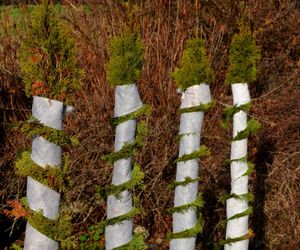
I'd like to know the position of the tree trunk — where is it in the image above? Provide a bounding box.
[170,84,211,250]
[225,83,251,250]
[24,96,66,250]
[105,84,143,250]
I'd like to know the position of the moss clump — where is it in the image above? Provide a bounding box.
[19,0,83,103]
[172,38,214,90]
[107,32,144,86]
[225,26,260,84]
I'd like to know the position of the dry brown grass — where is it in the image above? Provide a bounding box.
[0,0,299,249]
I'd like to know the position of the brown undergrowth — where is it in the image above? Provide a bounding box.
[0,0,299,249]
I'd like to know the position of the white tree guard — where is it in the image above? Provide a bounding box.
[225,83,251,250]
[105,84,143,250]
[24,96,67,250]
[170,84,211,250]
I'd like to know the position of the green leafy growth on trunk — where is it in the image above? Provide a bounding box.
[97,163,144,199]
[221,103,251,128]
[15,151,70,192]
[225,26,260,84]
[21,198,76,249]
[107,32,144,86]
[220,229,254,246]
[168,176,200,190]
[179,101,214,114]
[114,234,147,250]
[174,145,210,163]
[14,116,79,147]
[19,0,83,104]
[233,118,261,141]
[112,105,151,127]
[166,193,204,214]
[172,38,214,90]
[166,216,203,240]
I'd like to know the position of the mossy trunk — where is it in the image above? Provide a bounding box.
[24,96,66,249]
[105,84,143,249]
[170,84,211,250]
[225,83,250,250]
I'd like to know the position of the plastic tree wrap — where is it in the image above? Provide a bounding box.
[105,84,143,249]
[24,96,65,250]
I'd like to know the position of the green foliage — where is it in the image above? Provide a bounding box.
[166,193,204,214]
[174,145,210,163]
[107,32,144,86]
[168,176,200,190]
[221,103,251,128]
[21,198,76,249]
[101,121,147,163]
[220,230,254,246]
[112,105,151,127]
[225,26,260,84]
[19,0,83,103]
[242,161,255,177]
[114,234,147,250]
[220,192,254,204]
[15,151,70,192]
[166,216,203,240]
[179,101,214,114]
[223,155,247,165]
[233,118,261,141]
[172,38,214,90]
[107,207,141,226]
[97,163,144,199]
[227,207,253,222]
[14,116,79,147]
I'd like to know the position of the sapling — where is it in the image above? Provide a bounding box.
[169,38,214,250]
[103,32,148,249]
[17,0,82,249]
[223,25,260,249]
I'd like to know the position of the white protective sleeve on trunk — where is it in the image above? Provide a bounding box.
[105,84,143,250]
[24,96,67,250]
[170,84,211,250]
[225,83,251,250]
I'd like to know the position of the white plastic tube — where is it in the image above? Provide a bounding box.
[225,83,251,250]
[105,84,143,250]
[170,84,211,250]
[24,96,66,250]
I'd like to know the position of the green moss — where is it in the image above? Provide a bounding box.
[15,151,69,192]
[19,0,83,103]
[225,26,260,84]
[220,230,254,246]
[227,207,253,222]
[107,32,144,86]
[233,119,261,141]
[174,145,210,163]
[223,155,247,165]
[106,207,140,226]
[172,38,214,90]
[221,192,254,204]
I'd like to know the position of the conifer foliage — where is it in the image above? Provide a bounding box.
[14,0,82,249]
[19,0,83,103]
[223,25,260,250]
[169,38,213,249]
